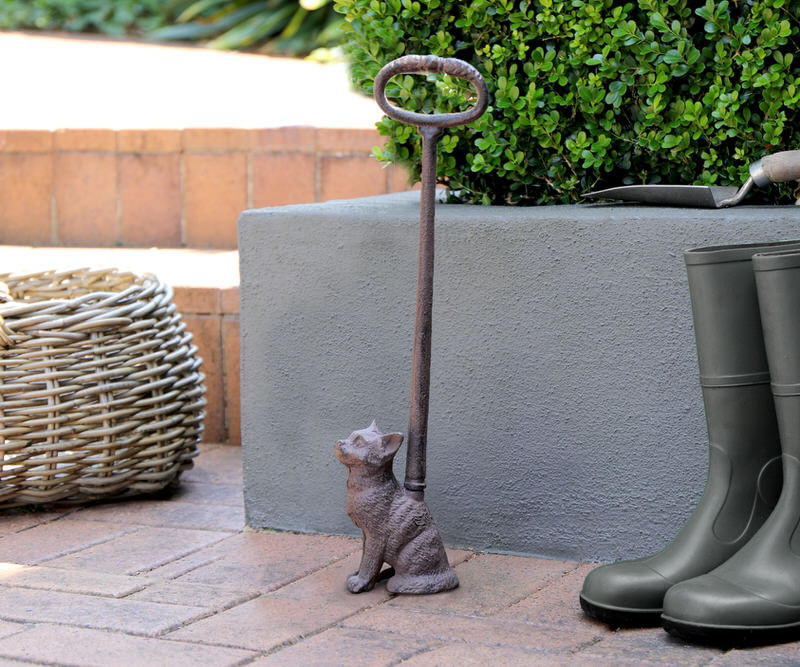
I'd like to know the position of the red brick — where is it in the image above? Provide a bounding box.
[183,153,246,248]
[55,129,116,152]
[182,128,249,152]
[388,163,415,192]
[500,562,609,634]
[182,314,225,442]
[154,532,356,590]
[168,590,384,651]
[251,153,316,207]
[0,589,204,636]
[45,526,231,575]
[129,580,254,609]
[0,153,53,245]
[0,510,68,537]
[0,620,29,640]
[251,127,317,153]
[343,606,600,652]
[3,130,53,153]
[270,547,469,605]
[181,443,242,485]
[317,128,382,154]
[253,627,436,666]
[119,153,181,247]
[400,643,561,665]
[173,286,221,315]
[575,626,721,663]
[720,644,800,664]
[263,546,471,612]
[169,482,242,506]
[389,553,576,617]
[220,287,239,314]
[0,625,257,666]
[54,152,118,246]
[117,129,181,153]
[320,156,388,201]
[269,551,387,605]
[74,498,243,533]
[0,565,147,597]
[222,316,240,446]
[0,519,137,565]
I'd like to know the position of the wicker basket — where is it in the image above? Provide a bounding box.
[0,268,205,508]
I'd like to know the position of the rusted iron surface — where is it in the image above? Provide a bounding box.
[334,55,487,595]
[335,422,459,594]
[373,54,488,499]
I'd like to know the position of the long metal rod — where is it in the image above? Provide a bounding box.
[404,125,443,500]
[373,55,488,502]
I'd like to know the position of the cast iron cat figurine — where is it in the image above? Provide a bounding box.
[335,421,459,594]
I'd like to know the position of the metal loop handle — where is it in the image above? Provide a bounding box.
[373,55,488,129]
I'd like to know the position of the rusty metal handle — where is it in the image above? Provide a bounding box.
[374,55,488,128]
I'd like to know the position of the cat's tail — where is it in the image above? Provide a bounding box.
[386,567,459,595]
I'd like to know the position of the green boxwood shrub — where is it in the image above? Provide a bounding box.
[0,0,166,35]
[148,0,344,56]
[334,0,800,204]
[0,0,343,56]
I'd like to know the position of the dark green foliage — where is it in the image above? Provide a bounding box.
[0,0,344,56]
[148,0,344,55]
[0,0,166,35]
[334,0,800,204]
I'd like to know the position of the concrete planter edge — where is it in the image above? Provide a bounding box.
[238,192,800,561]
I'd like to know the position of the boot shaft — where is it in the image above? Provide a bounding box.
[685,241,800,383]
[754,249,800,461]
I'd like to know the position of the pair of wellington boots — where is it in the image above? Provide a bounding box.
[580,239,800,647]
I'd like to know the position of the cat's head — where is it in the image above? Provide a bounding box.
[335,420,403,470]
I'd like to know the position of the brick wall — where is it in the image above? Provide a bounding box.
[0,128,411,250]
[0,126,414,445]
[173,285,240,446]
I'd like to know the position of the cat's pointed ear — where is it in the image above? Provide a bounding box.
[369,419,378,431]
[381,432,403,456]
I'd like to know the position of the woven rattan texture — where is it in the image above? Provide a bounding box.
[0,268,205,507]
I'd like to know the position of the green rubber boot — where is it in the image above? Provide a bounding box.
[663,247,800,647]
[580,241,800,628]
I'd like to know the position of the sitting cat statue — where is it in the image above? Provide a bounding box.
[335,421,459,594]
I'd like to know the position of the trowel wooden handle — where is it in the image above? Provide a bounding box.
[758,150,800,184]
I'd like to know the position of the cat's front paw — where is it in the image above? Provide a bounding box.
[347,573,374,593]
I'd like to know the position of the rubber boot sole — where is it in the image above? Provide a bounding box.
[662,616,800,648]
[579,594,662,628]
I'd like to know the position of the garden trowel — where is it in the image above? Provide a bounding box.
[583,150,800,208]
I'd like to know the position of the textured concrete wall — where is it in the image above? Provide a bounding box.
[239,193,800,561]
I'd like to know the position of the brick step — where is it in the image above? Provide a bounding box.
[0,246,240,445]
[0,128,410,250]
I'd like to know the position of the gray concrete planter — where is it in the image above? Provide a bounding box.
[239,192,800,561]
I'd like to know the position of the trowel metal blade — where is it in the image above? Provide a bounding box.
[583,184,740,208]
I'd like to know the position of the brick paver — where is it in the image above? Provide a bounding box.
[0,511,68,537]
[0,519,139,565]
[0,625,257,666]
[342,606,601,654]
[162,532,357,590]
[249,627,436,666]
[387,552,578,617]
[44,526,232,575]
[72,498,244,532]
[0,565,149,598]
[0,587,204,635]
[0,444,796,664]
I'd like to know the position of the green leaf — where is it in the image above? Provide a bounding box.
[207,5,295,49]
[661,135,680,149]
[301,0,331,9]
